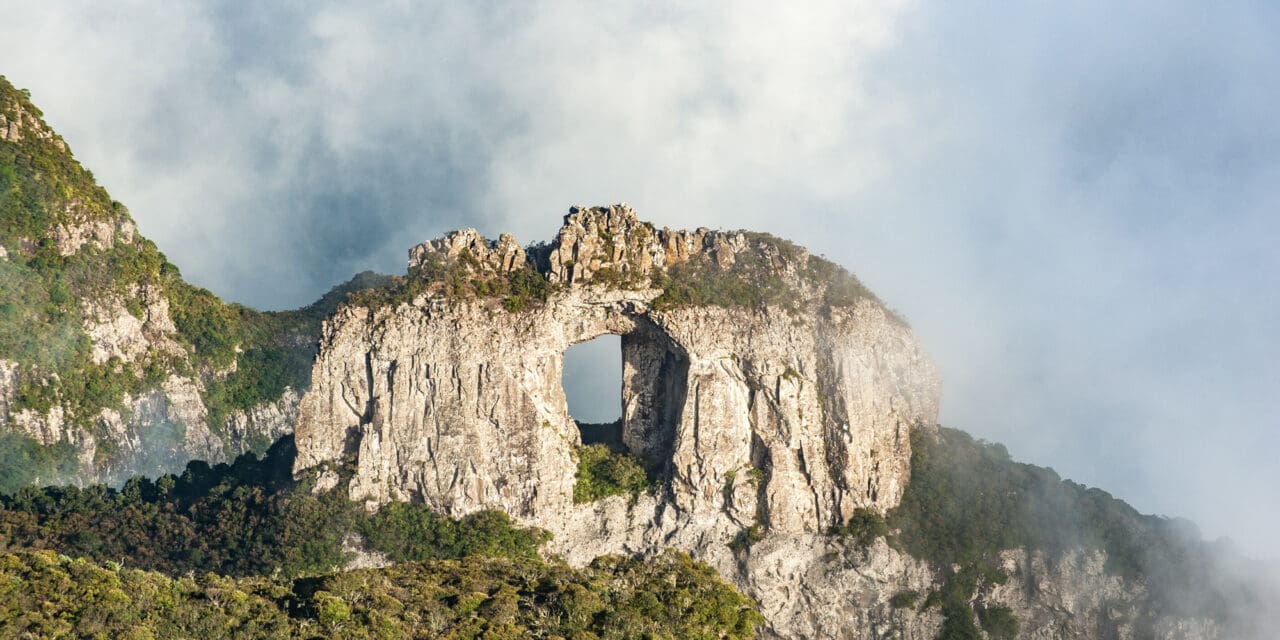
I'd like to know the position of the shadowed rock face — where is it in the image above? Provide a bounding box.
[294,206,939,537]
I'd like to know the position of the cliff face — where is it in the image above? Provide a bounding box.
[293,205,1243,639]
[295,206,945,638]
[295,205,939,535]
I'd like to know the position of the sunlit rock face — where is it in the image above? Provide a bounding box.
[281,204,1240,640]
[293,205,948,637]
[295,205,939,530]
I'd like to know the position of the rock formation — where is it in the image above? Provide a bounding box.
[295,205,939,532]
[292,205,1244,639]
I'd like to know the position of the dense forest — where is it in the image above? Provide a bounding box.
[0,436,760,638]
[0,549,758,639]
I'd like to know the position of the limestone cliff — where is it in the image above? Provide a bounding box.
[295,205,938,532]
[292,205,1259,639]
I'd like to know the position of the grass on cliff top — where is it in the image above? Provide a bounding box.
[649,231,902,322]
[347,250,559,313]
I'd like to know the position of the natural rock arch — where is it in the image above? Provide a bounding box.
[293,204,940,557]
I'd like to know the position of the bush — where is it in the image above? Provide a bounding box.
[831,507,888,548]
[573,444,651,503]
[728,524,765,553]
[357,504,550,563]
[978,604,1019,639]
[889,590,919,610]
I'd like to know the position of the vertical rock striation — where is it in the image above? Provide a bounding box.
[296,205,940,532]
[294,205,952,638]
[293,205,1241,639]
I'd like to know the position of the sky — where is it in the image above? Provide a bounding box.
[1,1,1277,557]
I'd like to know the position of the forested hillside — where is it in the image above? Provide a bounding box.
[1,74,392,484]
[0,435,761,638]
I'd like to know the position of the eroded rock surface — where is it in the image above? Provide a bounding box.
[295,205,952,636]
[290,205,1247,639]
[296,206,938,529]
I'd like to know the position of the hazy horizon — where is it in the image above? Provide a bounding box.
[1,1,1276,560]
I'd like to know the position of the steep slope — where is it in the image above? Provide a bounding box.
[0,76,384,486]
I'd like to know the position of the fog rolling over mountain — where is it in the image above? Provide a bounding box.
[1,2,1276,565]
[1,2,1279,637]
[1,81,1278,633]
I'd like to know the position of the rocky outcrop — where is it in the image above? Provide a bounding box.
[1,356,301,483]
[294,205,949,637]
[0,77,306,484]
[0,95,63,149]
[291,205,1248,639]
[296,206,938,529]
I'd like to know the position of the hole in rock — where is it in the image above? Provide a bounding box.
[562,335,624,450]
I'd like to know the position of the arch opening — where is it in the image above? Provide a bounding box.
[562,334,624,450]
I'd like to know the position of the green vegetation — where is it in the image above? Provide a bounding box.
[727,524,764,553]
[649,231,897,321]
[347,251,557,312]
[651,249,792,311]
[889,427,1203,578]
[0,548,761,639]
[198,271,393,438]
[0,78,393,463]
[885,425,1243,635]
[0,436,553,578]
[0,436,355,577]
[0,434,761,638]
[0,77,406,482]
[573,443,651,503]
[356,504,550,564]
[0,433,79,495]
[1,77,176,429]
[889,590,919,610]
[829,507,889,548]
[977,604,1019,640]
[921,565,1005,640]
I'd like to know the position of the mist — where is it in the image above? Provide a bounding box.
[0,0,1276,568]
